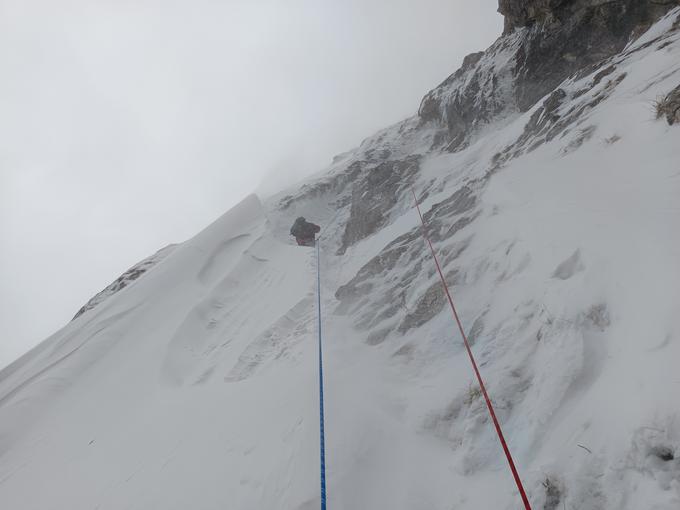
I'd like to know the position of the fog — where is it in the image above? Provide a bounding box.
[0,0,502,368]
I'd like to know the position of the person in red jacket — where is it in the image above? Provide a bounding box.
[290,217,320,247]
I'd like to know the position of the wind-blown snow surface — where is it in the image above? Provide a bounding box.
[2,11,680,510]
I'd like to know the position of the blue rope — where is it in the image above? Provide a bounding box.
[316,240,327,509]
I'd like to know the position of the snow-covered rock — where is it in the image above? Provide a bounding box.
[72,244,176,320]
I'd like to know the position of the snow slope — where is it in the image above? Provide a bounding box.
[0,196,322,509]
[1,8,680,510]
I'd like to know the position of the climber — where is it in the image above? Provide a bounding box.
[290,217,320,247]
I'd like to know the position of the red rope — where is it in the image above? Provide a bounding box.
[411,188,532,510]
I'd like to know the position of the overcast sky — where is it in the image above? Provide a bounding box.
[0,0,502,369]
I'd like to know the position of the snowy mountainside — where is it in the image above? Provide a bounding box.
[0,195,322,509]
[1,6,680,510]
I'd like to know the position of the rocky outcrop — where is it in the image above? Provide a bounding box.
[499,0,680,35]
[507,0,680,111]
[417,34,524,152]
[417,0,680,149]
[337,156,420,254]
[656,83,680,125]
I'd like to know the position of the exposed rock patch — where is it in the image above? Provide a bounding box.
[366,327,393,346]
[499,1,680,35]
[562,125,597,154]
[417,34,524,152]
[398,282,446,334]
[541,476,564,510]
[467,313,487,346]
[656,83,680,124]
[337,156,420,254]
[72,244,176,320]
[585,303,611,331]
[628,422,680,492]
[552,249,585,280]
[651,445,675,462]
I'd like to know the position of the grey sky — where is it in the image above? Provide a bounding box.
[0,0,502,368]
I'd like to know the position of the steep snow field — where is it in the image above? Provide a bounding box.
[0,196,322,509]
[2,9,680,510]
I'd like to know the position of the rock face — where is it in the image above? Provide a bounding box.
[505,0,680,111]
[499,0,680,34]
[417,0,680,150]
[417,33,525,152]
[657,83,680,125]
[337,157,420,255]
